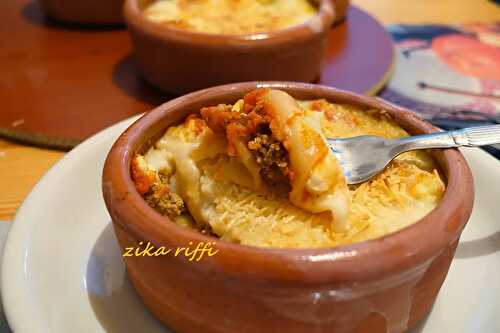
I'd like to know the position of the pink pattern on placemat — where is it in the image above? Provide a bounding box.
[381,23,500,120]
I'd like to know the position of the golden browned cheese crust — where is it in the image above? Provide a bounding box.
[143,0,317,35]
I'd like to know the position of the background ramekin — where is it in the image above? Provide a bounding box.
[102,82,474,333]
[123,0,335,94]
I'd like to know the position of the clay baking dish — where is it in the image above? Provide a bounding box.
[102,82,474,333]
[39,0,124,25]
[123,0,335,94]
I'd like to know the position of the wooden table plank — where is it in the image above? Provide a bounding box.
[352,0,500,24]
[1,0,498,221]
[0,0,166,144]
[0,139,63,220]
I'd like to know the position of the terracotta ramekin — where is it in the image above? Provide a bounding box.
[102,82,474,333]
[123,0,335,94]
[39,0,124,25]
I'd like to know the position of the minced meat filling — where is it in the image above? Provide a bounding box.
[247,127,290,190]
[132,160,185,219]
[143,174,185,219]
[201,96,293,191]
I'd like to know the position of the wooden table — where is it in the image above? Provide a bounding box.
[1,0,499,221]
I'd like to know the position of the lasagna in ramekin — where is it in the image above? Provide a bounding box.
[132,89,445,248]
[142,0,317,35]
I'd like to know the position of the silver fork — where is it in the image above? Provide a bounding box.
[327,124,500,185]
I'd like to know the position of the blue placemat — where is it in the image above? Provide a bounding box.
[379,23,500,159]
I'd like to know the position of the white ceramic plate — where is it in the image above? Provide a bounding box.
[2,116,500,333]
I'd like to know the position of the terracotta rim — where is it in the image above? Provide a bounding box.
[103,82,474,285]
[123,0,335,47]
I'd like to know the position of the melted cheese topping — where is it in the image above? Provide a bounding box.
[143,0,317,35]
[133,96,445,248]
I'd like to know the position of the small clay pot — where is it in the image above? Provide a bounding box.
[123,0,335,94]
[102,82,474,333]
[38,0,124,25]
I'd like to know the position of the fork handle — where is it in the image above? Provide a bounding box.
[453,125,500,146]
[396,124,500,150]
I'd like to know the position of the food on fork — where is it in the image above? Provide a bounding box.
[201,89,351,230]
[131,89,445,248]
